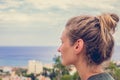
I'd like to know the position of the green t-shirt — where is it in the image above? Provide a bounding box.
[88,73,115,80]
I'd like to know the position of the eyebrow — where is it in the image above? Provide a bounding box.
[60,38,62,40]
[60,37,62,39]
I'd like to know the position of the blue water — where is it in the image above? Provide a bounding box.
[0,46,59,66]
[0,46,119,66]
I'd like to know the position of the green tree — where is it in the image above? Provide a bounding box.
[15,68,27,76]
[42,67,49,77]
[72,72,81,80]
[53,56,70,80]
[24,73,36,80]
[107,61,120,80]
[61,74,72,80]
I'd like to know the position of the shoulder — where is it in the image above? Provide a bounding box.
[88,72,115,80]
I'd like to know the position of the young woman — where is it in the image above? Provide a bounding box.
[58,13,119,80]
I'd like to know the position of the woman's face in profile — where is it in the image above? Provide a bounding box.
[58,28,78,66]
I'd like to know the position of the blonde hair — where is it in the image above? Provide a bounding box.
[65,13,119,65]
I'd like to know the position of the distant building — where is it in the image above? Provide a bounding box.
[28,60,43,74]
[2,70,31,80]
[37,75,51,80]
[43,63,53,69]
[3,67,12,73]
[116,61,120,66]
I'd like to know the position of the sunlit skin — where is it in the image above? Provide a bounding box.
[58,28,104,80]
[57,28,81,66]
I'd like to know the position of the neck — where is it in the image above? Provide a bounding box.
[74,59,104,80]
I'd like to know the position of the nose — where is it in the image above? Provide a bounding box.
[57,47,61,52]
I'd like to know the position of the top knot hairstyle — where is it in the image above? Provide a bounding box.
[65,13,119,65]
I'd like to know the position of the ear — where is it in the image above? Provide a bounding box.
[74,39,84,55]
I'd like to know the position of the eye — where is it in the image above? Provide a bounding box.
[60,38,64,44]
[61,41,63,44]
[61,40,64,44]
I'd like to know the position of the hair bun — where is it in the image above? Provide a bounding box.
[98,13,119,33]
[110,13,119,23]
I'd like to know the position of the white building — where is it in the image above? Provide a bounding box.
[43,63,53,69]
[28,60,43,74]
[3,67,12,73]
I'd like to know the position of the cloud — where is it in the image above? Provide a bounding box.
[114,22,120,46]
[0,0,119,24]
[0,0,119,11]
[0,28,60,46]
[0,0,120,46]
[0,12,59,26]
[0,0,22,9]
[24,0,119,11]
[25,0,72,10]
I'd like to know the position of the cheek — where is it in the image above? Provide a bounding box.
[60,44,67,53]
[62,49,78,66]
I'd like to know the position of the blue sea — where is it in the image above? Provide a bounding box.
[0,46,59,66]
[0,46,120,67]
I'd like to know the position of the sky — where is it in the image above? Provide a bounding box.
[0,0,120,46]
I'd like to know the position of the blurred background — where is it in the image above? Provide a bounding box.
[0,0,120,80]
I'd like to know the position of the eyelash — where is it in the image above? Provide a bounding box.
[61,41,63,44]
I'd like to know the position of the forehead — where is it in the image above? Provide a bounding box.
[61,28,68,39]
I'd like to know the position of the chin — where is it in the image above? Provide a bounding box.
[62,61,71,66]
[62,62,67,66]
